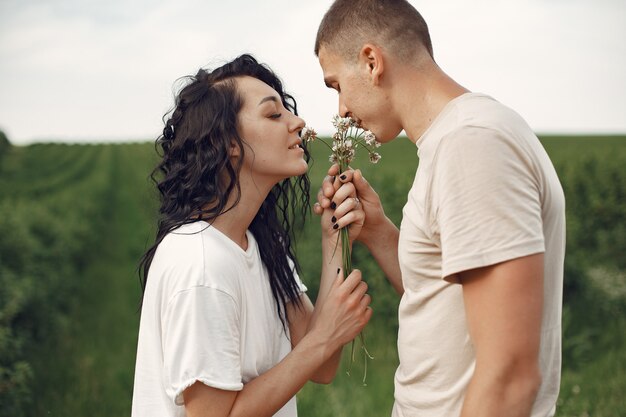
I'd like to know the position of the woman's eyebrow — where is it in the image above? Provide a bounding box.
[258,96,279,106]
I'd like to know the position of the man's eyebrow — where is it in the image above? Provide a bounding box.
[258,96,279,106]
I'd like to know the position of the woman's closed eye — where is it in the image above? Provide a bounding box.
[270,113,282,119]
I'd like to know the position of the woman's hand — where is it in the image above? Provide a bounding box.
[318,167,365,245]
[308,268,372,350]
[315,164,387,248]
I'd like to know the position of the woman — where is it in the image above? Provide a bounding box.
[132,54,372,417]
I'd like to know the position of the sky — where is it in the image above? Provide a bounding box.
[0,0,625,145]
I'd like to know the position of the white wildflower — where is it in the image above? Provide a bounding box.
[301,126,317,143]
[369,152,381,164]
[337,117,351,133]
[346,148,356,164]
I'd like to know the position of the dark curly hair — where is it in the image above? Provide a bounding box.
[139,54,311,324]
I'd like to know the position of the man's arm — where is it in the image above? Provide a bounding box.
[315,167,403,294]
[359,214,402,295]
[458,253,544,417]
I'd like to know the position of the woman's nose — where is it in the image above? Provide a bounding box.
[290,115,306,132]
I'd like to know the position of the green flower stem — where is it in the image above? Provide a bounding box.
[338,161,373,385]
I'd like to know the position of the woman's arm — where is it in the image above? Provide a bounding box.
[288,175,369,383]
[286,243,361,383]
[184,269,371,417]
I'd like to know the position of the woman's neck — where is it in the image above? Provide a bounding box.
[207,172,273,251]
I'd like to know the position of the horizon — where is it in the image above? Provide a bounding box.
[3,132,625,147]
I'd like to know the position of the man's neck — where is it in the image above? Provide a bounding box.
[393,62,469,143]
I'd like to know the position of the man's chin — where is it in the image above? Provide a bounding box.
[375,127,403,143]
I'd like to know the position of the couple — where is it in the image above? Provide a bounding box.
[132,1,565,416]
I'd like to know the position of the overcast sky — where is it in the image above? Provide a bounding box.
[1,0,625,145]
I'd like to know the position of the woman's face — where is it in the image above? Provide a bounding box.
[236,76,308,184]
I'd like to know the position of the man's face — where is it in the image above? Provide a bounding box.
[318,46,402,142]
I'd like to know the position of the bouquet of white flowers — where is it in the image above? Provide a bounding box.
[302,115,381,384]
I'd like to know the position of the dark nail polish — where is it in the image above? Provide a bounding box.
[330,202,336,209]
[333,224,339,229]
[331,216,336,223]
[340,174,346,180]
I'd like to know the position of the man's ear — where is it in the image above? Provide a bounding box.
[359,44,385,86]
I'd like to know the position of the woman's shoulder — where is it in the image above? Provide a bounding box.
[155,222,206,264]
[150,222,242,297]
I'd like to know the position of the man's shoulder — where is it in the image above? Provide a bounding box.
[451,93,534,139]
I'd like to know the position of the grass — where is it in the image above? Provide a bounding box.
[26,145,155,416]
[6,135,624,416]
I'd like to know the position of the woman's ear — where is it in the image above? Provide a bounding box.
[229,142,241,158]
[359,44,385,86]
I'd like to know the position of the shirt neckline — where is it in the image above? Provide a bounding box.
[182,220,257,259]
[415,92,491,149]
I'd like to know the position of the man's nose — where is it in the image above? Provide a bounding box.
[338,101,350,118]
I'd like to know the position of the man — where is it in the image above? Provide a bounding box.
[313,1,566,416]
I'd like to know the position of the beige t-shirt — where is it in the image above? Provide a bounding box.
[394,93,565,417]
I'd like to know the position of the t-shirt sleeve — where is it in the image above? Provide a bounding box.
[162,285,244,406]
[431,126,545,280]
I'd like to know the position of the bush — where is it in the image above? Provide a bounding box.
[0,144,114,416]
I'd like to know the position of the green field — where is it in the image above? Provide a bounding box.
[0,133,624,416]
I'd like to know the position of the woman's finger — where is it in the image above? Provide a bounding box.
[326,164,340,177]
[332,192,359,220]
[346,281,369,307]
[359,294,372,310]
[322,175,337,199]
[329,182,356,211]
[337,169,354,184]
[340,269,363,293]
[332,209,364,231]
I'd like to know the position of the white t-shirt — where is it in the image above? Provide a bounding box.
[132,221,307,417]
[394,93,565,416]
